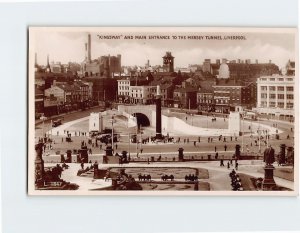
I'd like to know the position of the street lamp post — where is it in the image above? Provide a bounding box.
[136,122,139,157]
[40,113,47,139]
[111,115,115,153]
[241,114,244,152]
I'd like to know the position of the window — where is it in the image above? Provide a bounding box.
[269,102,276,107]
[278,94,284,99]
[287,103,294,109]
[261,86,267,91]
[260,101,267,107]
[277,102,284,108]
[269,86,276,91]
[287,86,294,91]
[261,93,267,98]
[269,94,276,99]
[287,94,294,100]
[277,86,284,91]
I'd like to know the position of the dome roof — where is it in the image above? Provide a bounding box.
[218,63,230,79]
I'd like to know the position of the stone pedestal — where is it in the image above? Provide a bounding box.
[178,148,184,162]
[262,165,276,190]
[35,143,45,188]
[235,144,241,160]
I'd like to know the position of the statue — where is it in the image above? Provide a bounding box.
[263,145,275,166]
[262,145,276,190]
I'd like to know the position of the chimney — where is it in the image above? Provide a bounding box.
[222,58,227,64]
[269,60,272,64]
[88,34,91,63]
[256,59,258,64]
[216,59,220,65]
[237,59,241,63]
[85,42,88,61]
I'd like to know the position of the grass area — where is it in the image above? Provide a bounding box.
[109,167,209,179]
[237,173,257,191]
[257,167,294,181]
[238,173,293,191]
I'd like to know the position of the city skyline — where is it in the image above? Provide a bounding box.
[34,30,296,69]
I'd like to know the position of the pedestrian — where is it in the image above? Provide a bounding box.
[100,144,102,150]
[198,137,200,143]
[235,162,239,170]
[220,159,224,167]
[215,146,217,152]
[210,137,213,142]
[81,162,84,170]
[227,161,230,169]
[208,137,210,143]
[231,136,232,141]
[224,145,227,151]
[194,141,196,147]
[57,131,59,136]
[230,159,233,165]
[115,144,118,150]
[61,137,63,143]
[140,148,143,154]
[215,152,219,160]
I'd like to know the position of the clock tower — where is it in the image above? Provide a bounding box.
[162,51,174,72]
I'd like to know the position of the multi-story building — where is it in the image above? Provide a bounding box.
[73,81,89,102]
[200,58,279,82]
[173,86,198,109]
[212,79,254,113]
[285,60,295,76]
[35,86,44,115]
[129,85,157,104]
[197,89,215,112]
[117,79,131,99]
[160,84,175,107]
[81,34,122,77]
[255,74,294,121]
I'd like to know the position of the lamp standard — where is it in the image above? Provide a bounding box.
[40,113,47,139]
[241,113,244,152]
[111,115,115,152]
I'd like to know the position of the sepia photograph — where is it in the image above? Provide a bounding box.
[28,27,298,195]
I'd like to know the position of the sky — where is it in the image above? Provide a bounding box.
[32,28,296,69]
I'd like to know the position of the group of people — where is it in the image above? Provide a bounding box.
[229,169,243,191]
[138,174,152,181]
[184,174,198,182]
[220,159,239,170]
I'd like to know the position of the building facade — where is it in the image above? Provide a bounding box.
[255,74,294,121]
[197,89,215,112]
[129,85,157,104]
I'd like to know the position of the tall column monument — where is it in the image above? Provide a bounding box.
[156,85,162,139]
